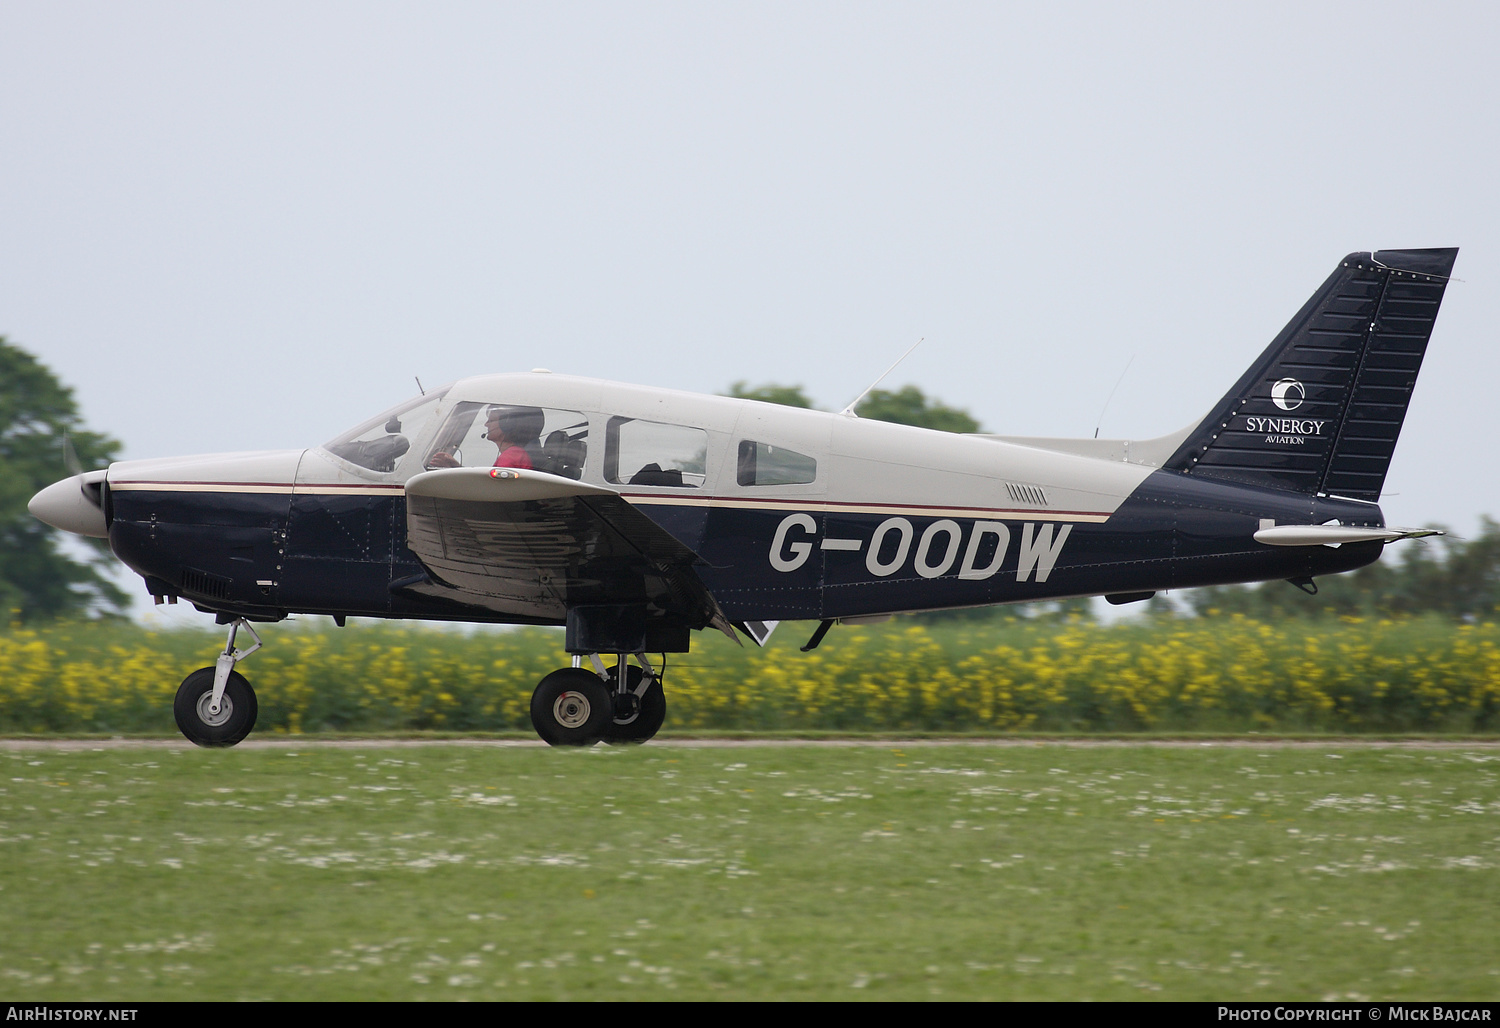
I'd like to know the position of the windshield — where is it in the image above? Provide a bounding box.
[323,387,451,473]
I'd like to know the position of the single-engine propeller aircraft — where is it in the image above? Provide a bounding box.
[31,248,1458,747]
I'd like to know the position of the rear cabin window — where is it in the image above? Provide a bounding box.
[605,417,707,487]
[736,441,817,486]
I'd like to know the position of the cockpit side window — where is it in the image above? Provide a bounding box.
[423,403,589,480]
[605,417,707,487]
[736,440,817,486]
[323,388,450,474]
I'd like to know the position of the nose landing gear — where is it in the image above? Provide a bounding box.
[173,619,262,747]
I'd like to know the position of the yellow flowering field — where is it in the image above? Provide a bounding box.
[2,614,1498,734]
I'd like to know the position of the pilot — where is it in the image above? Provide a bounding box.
[428,405,545,470]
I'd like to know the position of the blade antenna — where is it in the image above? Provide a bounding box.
[838,337,924,418]
[1093,355,1134,439]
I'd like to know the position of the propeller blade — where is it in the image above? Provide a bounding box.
[62,430,83,478]
[61,431,103,508]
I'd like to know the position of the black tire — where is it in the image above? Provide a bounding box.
[530,668,613,747]
[173,666,258,748]
[604,662,667,744]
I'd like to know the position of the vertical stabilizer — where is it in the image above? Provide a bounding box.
[1163,248,1457,501]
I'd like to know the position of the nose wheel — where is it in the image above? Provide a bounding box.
[173,667,258,747]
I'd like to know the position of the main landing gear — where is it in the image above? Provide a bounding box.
[174,619,262,747]
[529,653,667,747]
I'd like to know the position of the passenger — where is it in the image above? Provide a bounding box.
[488,405,543,469]
[427,405,545,469]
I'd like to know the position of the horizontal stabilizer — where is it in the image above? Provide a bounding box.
[1253,524,1443,547]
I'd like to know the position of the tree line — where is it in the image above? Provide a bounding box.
[725,380,981,433]
[0,338,123,621]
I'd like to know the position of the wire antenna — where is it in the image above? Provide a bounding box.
[1093,355,1134,439]
[838,337,925,417]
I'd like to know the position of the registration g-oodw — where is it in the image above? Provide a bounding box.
[769,513,1074,584]
[28,248,1458,747]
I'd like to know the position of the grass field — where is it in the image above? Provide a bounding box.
[3,741,1499,1000]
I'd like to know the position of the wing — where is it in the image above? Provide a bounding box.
[401,466,735,638]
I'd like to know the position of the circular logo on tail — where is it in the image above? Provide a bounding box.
[1271,378,1305,411]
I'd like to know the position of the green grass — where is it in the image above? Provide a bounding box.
[3,742,1499,1000]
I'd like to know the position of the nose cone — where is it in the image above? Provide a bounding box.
[29,473,109,538]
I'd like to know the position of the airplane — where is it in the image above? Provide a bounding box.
[29,247,1458,748]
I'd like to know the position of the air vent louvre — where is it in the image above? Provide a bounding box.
[1005,482,1049,506]
[181,567,232,601]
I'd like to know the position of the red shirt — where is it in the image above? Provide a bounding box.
[495,445,533,470]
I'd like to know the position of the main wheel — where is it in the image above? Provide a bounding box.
[530,668,613,746]
[603,662,667,744]
[173,666,258,748]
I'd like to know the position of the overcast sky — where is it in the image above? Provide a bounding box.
[3,1,1496,558]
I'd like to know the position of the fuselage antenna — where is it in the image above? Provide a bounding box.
[415,376,425,396]
[838,337,925,417]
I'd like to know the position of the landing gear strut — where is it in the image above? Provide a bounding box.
[173,619,262,747]
[529,653,668,747]
[602,659,666,744]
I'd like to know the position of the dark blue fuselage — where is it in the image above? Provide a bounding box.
[107,467,1385,626]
